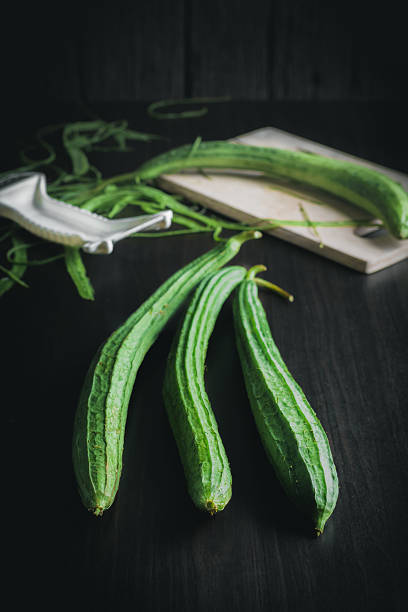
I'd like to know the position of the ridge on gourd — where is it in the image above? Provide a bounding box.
[163,266,247,514]
[72,230,262,516]
[233,266,339,535]
[134,140,408,240]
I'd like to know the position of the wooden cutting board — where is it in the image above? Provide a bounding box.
[158,127,408,273]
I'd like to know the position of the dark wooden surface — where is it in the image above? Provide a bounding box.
[2,0,406,111]
[3,101,408,611]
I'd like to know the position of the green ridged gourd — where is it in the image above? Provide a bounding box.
[72,231,261,515]
[163,266,247,514]
[134,140,408,239]
[233,266,339,534]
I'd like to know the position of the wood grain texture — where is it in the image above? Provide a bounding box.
[2,0,406,107]
[78,0,185,101]
[187,0,270,99]
[270,2,353,99]
[268,0,406,100]
[1,6,82,105]
[2,101,408,611]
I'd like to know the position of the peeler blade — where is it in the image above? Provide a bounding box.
[0,172,173,254]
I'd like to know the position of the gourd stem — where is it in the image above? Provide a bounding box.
[228,230,262,249]
[246,264,267,280]
[255,277,294,302]
[247,265,294,302]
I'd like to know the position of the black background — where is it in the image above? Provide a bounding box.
[2,0,407,113]
[3,1,408,611]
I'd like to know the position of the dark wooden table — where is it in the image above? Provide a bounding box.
[3,101,408,611]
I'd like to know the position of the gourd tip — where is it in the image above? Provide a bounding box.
[206,500,218,516]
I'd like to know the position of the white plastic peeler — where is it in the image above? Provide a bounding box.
[0,172,173,254]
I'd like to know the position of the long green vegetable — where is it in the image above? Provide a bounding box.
[233,266,339,535]
[163,266,247,514]
[0,123,389,299]
[72,230,261,515]
[133,140,408,239]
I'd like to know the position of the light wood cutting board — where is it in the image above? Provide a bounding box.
[157,127,408,273]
